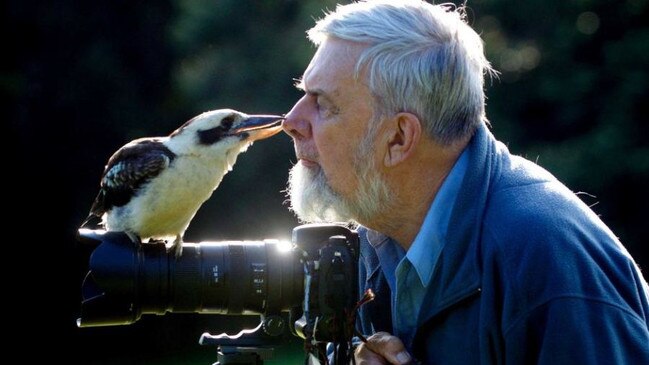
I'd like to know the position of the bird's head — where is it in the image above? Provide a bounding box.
[166,109,283,157]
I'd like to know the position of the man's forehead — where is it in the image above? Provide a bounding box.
[301,38,366,93]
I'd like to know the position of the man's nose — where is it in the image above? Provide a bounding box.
[282,95,312,140]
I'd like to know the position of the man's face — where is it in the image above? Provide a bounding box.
[283,37,390,223]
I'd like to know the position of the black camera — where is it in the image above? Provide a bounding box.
[77,223,360,364]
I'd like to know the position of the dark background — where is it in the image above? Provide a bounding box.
[7,0,647,363]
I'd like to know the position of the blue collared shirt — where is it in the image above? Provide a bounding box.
[375,148,469,348]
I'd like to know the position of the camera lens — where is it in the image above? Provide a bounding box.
[77,231,303,327]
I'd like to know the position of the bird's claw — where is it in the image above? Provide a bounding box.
[171,235,183,259]
[125,231,140,244]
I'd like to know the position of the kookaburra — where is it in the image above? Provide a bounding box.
[81,109,283,256]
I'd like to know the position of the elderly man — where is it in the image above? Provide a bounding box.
[282,0,649,364]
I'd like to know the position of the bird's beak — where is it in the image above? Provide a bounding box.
[231,115,284,141]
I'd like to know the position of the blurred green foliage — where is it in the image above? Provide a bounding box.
[6,0,647,363]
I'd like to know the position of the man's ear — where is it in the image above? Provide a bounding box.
[383,112,422,167]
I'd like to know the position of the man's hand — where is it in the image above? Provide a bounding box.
[354,332,413,365]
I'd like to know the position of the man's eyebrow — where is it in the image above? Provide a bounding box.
[293,77,329,98]
[293,77,305,91]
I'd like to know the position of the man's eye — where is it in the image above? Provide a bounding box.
[314,98,326,112]
[317,98,332,112]
[310,94,338,116]
[308,94,321,109]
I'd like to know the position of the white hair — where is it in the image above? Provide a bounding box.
[308,0,494,144]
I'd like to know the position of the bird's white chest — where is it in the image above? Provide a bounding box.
[108,155,229,239]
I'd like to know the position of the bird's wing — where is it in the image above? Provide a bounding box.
[87,138,176,220]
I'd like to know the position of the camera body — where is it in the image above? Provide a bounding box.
[77,223,359,354]
[292,224,359,347]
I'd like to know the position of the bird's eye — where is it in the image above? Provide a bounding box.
[222,115,235,129]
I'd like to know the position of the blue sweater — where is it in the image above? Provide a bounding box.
[357,124,649,364]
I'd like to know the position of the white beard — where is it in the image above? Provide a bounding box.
[286,143,393,224]
[287,163,353,223]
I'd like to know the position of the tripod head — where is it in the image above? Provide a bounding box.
[199,317,282,365]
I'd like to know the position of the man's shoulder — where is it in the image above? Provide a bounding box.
[485,151,604,239]
[479,150,627,277]
[477,154,642,314]
[492,149,558,193]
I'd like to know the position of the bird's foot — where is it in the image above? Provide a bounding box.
[171,235,183,259]
[125,231,141,244]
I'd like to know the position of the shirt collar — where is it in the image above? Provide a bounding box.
[365,228,389,248]
[406,147,470,286]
